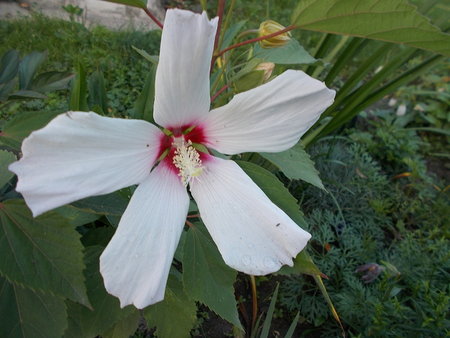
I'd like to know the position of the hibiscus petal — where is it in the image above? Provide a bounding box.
[100,164,189,308]
[153,9,218,128]
[190,157,311,275]
[9,111,162,216]
[203,70,335,154]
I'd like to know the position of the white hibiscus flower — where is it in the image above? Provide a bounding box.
[9,9,335,309]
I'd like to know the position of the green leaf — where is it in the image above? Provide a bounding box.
[103,311,140,338]
[0,50,20,84]
[253,39,316,64]
[64,246,136,338]
[0,110,61,150]
[9,89,47,99]
[81,227,115,247]
[314,49,442,142]
[88,70,108,114]
[31,71,74,93]
[72,189,130,217]
[132,46,159,64]
[69,62,88,111]
[313,275,345,335]
[284,312,300,338]
[0,79,16,101]
[407,127,450,137]
[18,51,47,90]
[233,69,266,93]
[353,54,444,117]
[183,223,242,329]
[145,274,197,338]
[230,58,263,83]
[0,276,68,338]
[260,284,279,338]
[291,0,450,56]
[277,251,325,277]
[0,150,16,189]
[101,0,147,9]
[237,161,308,228]
[221,20,247,49]
[261,142,325,190]
[0,200,90,306]
[54,205,101,227]
[132,63,156,122]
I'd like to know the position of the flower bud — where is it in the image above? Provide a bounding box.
[258,20,291,48]
[254,62,275,82]
[234,62,276,93]
[355,263,385,283]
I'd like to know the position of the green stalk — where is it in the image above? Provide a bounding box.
[304,42,394,145]
[315,47,417,140]
[341,47,417,110]
[210,65,227,94]
[200,0,207,11]
[310,33,328,57]
[302,117,332,148]
[313,275,345,336]
[305,34,336,75]
[312,35,350,79]
[249,275,258,332]
[354,54,444,113]
[324,37,367,86]
[218,0,236,50]
[325,42,394,114]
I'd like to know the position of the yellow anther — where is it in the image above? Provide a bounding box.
[172,139,203,186]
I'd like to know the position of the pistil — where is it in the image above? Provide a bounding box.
[172,139,204,186]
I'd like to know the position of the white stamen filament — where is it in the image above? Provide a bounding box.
[172,139,203,186]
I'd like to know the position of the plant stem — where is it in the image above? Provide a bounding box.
[214,0,226,51]
[314,47,418,141]
[250,275,258,331]
[324,38,367,86]
[215,25,297,58]
[312,35,350,79]
[219,0,236,48]
[305,33,335,75]
[210,0,226,70]
[211,84,229,103]
[210,64,226,95]
[354,54,444,113]
[143,7,163,29]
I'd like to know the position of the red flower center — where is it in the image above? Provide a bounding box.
[157,124,209,179]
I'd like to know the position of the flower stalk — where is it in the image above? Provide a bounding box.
[143,7,163,29]
[215,25,297,58]
[214,0,226,51]
[211,84,229,103]
[211,0,227,70]
[250,275,258,331]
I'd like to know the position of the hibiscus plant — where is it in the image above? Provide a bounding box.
[1,0,449,337]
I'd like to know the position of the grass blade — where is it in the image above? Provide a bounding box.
[284,312,300,338]
[313,275,346,337]
[260,283,279,338]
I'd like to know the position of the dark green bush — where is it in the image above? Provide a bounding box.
[278,117,449,336]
